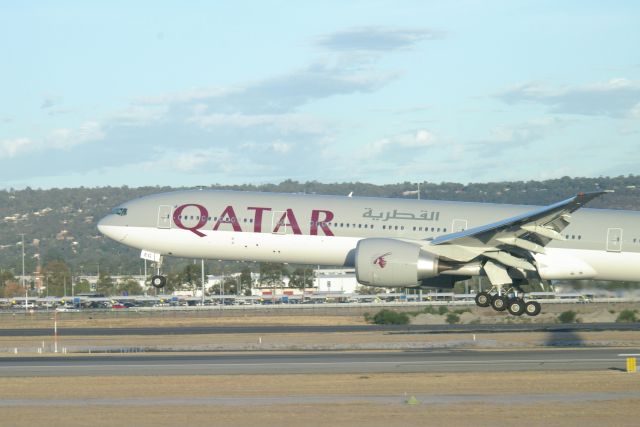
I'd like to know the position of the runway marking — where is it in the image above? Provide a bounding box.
[0,358,621,370]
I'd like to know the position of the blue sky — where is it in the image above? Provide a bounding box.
[1,1,639,189]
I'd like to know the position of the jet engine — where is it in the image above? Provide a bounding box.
[355,238,447,287]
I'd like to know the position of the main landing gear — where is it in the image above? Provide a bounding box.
[475,290,541,317]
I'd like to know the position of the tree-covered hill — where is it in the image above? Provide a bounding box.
[1,175,639,277]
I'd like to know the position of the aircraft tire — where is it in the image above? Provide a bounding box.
[475,292,491,307]
[491,295,508,312]
[151,275,167,289]
[524,300,541,316]
[507,298,525,316]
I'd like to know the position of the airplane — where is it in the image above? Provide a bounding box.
[97,189,640,316]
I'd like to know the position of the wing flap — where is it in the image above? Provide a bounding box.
[431,191,607,248]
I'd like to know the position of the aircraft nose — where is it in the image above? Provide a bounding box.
[97,216,128,242]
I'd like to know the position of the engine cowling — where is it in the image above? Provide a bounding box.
[355,238,444,287]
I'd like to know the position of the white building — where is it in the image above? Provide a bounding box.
[314,269,359,294]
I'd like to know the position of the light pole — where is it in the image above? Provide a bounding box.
[19,234,27,312]
[201,259,205,305]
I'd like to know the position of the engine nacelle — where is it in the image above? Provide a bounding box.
[355,238,444,287]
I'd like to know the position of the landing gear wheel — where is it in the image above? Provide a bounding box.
[507,298,525,316]
[151,275,167,289]
[524,300,541,316]
[491,295,508,312]
[475,292,491,307]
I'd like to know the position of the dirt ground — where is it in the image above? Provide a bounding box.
[2,330,640,355]
[1,301,638,329]
[2,306,640,426]
[1,372,640,427]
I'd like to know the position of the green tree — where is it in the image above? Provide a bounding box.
[287,267,313,289]
[73,278,92,294]
[43,260,72,296]
[95,272,115,296]
[240,267,253,296]
[161,271,181,293]
[0,269,15,295]
[222,276,239,295]
[181,263,203,287]
[3,281,23,298]
[117,277,143,296]
[259,262,286,287]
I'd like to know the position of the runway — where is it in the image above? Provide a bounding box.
[1,322,639,337]
[0,348,633,377]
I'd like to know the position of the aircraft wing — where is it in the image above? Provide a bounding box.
[427,191,608,267]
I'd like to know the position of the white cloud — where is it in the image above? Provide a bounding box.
[0,122,104,161]
[271,141,291,154]
[472,118,569,153]
[109,105,168,125]
[0,138,33,158]
[48,121,105,150]
[498,78,640,117]
[316,27,443,52]
[368,129,437,156]
[187,113,327,135]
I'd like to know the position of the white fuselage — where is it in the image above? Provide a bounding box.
[98,189,640,284]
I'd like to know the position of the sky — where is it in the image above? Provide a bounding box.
[1,0,639,190]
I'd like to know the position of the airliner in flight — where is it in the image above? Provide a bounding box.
[98,189,640,316]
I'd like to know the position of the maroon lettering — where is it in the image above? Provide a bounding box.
[247,207,271,233]
[272,209,302,235]
[310,209,334,236]
[213,205,243,232]
[173,204,209,237]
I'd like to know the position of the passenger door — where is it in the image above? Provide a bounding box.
[157,205,172,229]
[606,228,623,252]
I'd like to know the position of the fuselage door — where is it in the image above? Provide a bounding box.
[157,205,172,229]
[452,219,468,233]
[606,228,623,252]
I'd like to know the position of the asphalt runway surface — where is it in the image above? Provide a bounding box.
[1,322,639,336]
[0,348,634,377]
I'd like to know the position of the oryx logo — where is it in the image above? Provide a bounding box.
[373,252,392,269]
